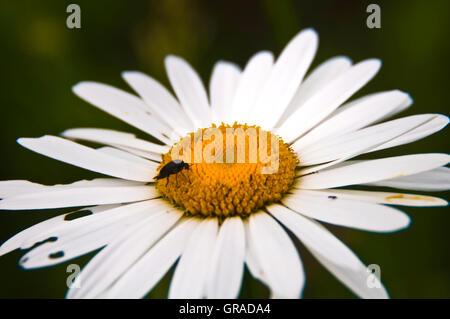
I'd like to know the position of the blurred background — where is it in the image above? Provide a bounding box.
[0,0,449,298]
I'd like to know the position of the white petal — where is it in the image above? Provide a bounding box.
[20,218,134,269]
[369,114,449,153]
[293,90,413,151]
[62,178,145,187]
[230,51,274,124]
[367,167,450,191]
[106,218,199,298]
[0,205,119,257]
[18,201,165,269]
[293,188,447,207]
[67,207,182,298]
[0,180,46,198]
[0,183,157,210]
[269,204,388,299]
[298,153,450,189]
[244,232,270,292]
[298,114,436,166]
[15,200,165,255]
[283,191,410,232]
[277,59,381,143]
[17,135,157,182]
[168,218,219,299]
[62,128,170,154]
[209,61,241,124]
[376,96,412,122]
[277,56,352,126]
[96,146,155,165]
[298,114,446,173]
[296,157,362,177]
[72,82,175,144]
[122,71,193,135]
[165,55,212,128]
[205,217,246,299]
[245,212,304,298]
[112,145,162,162]
[0,177,145,201]
[256,29,318,130]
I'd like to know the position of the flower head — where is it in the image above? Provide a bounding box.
[0,28,449,299]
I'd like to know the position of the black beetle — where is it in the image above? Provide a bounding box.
[154,159,190,186]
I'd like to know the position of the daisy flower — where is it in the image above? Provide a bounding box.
[1,28,449,299]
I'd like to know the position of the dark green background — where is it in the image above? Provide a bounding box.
[0,0,449,298]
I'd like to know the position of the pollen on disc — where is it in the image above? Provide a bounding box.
[155,123,298,218]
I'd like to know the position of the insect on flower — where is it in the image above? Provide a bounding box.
[154,160,190,186]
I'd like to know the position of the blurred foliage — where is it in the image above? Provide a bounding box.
[0,0,449,298]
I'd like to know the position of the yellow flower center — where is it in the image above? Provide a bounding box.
[156,123,298,218]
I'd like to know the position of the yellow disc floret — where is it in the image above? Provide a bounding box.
[156,123,298,218]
